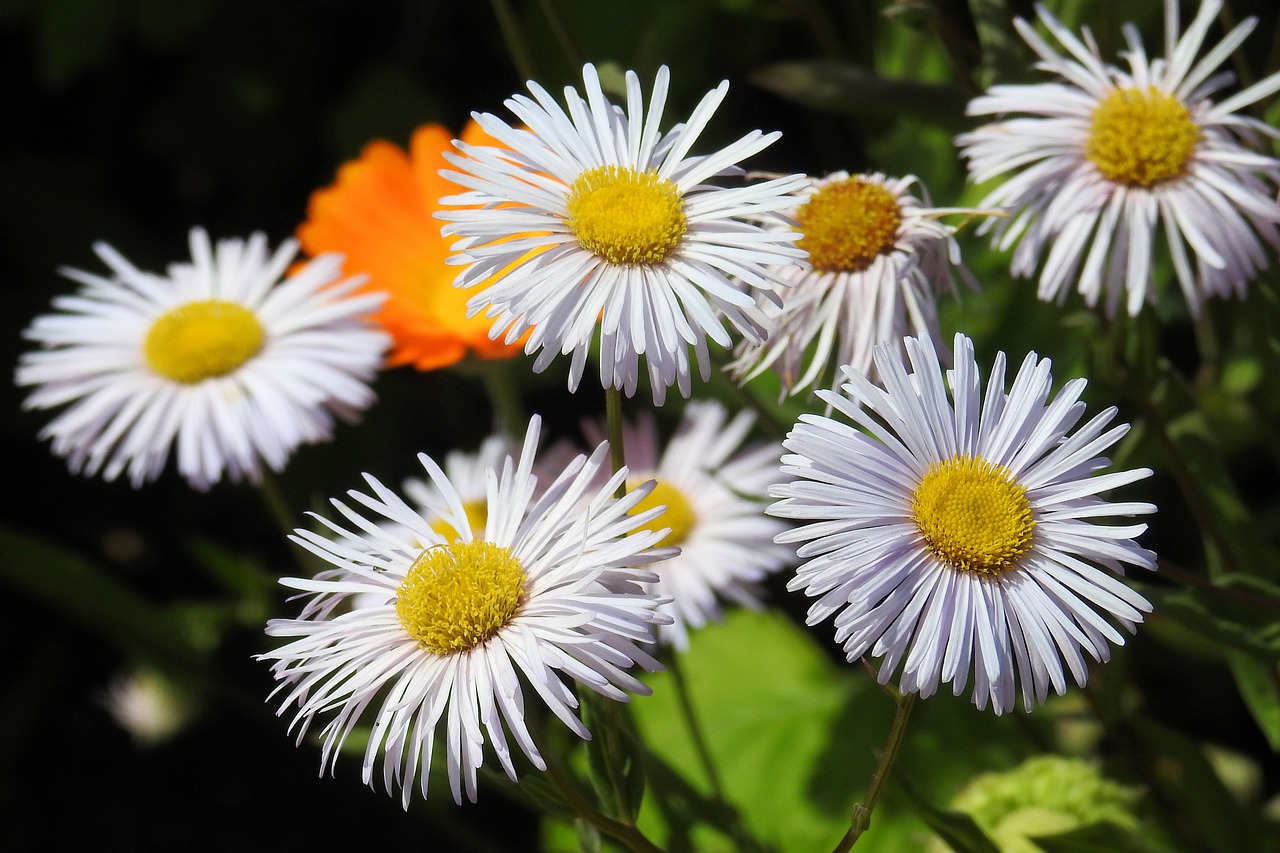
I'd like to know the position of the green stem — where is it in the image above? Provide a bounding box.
[256,471,319,577]
[479,359,526,437]
[606,386,628,497]
[667,653,725,797]
[668,653,757,850]
[544,748,665,853]
[1139,390,1240,578]
[832,692,918,852]
[488,0,536,81]
[1191,304,1220,388]
[536,0,582,68]
[257,470,296,539]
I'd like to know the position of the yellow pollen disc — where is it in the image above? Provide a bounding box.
[143,299,266,384]
[565,165,687,266]
[911,455,1035,576]
[627,478,697,548]
[396,540,526,656]
[430,500,489,543]
[795,177,902,273]
[1086,86,1201,187]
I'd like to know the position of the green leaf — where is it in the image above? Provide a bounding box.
[1129,717,1261,853]
[968,0,1023,87]
[1141,583,1280,662]
[185,538,276,627]
[627,609,1040,852]
[748,60,971,127]
[1155,372,1280,582]
[630,609,866,851]
[480,767,577,823]
[581,693,647,823]
[1034,821,1178,853]
[1226,651,1280,751]
[895,775,1001,853]
[0,523,204,674]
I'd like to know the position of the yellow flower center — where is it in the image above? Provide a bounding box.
[911,455,1035,576]
[395,540,526,656]
[795,177,902,273]
[143,299,266,384]
[430,500,489,543]
[1086,86,1201,187]
[628,478,697,548]
[565,165,687,266]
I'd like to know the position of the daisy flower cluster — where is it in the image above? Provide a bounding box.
[958,0,1280,316]
[39,0,1277,826]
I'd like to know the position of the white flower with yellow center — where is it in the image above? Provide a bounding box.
[730,171,977,394]
[16,228,389,490]
[770,333,1157,713]
[586,400,792,649]
[957,0,1280,316]
[261,416,673,806]
[438,63,807,404]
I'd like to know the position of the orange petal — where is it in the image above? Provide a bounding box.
[297,121,528,371]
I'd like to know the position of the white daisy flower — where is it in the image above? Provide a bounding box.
[769,333,1157,713]
[261,416,673,806]
[730,171,977,395]
[16,227,389,490]
[584,400,793,650]
[957,0,1280,317]
[437,63,807,404]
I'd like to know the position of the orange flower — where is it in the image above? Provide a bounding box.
[298,121,525,371]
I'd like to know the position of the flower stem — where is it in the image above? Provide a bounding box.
[536,0,582,68]
[668,652,725,796]
[479,359,526,438]
[256,470,316,576]
[487,0,536,81]
[668,652,757,850]
[257,469,296,540]
[606,386,628,497]
[831,691,917,852]
[544,753,665,853]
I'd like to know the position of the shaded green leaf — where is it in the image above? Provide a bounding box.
[895,775,1001,853]
[581,693,647,823]
[0,523,203,674]
[749,59,970,127]
[1034,821,1178,853]
[1226,651,1280,751]
[1129,717,1260,853]
[968,0,1023,87]
[1142,584,1280,662]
